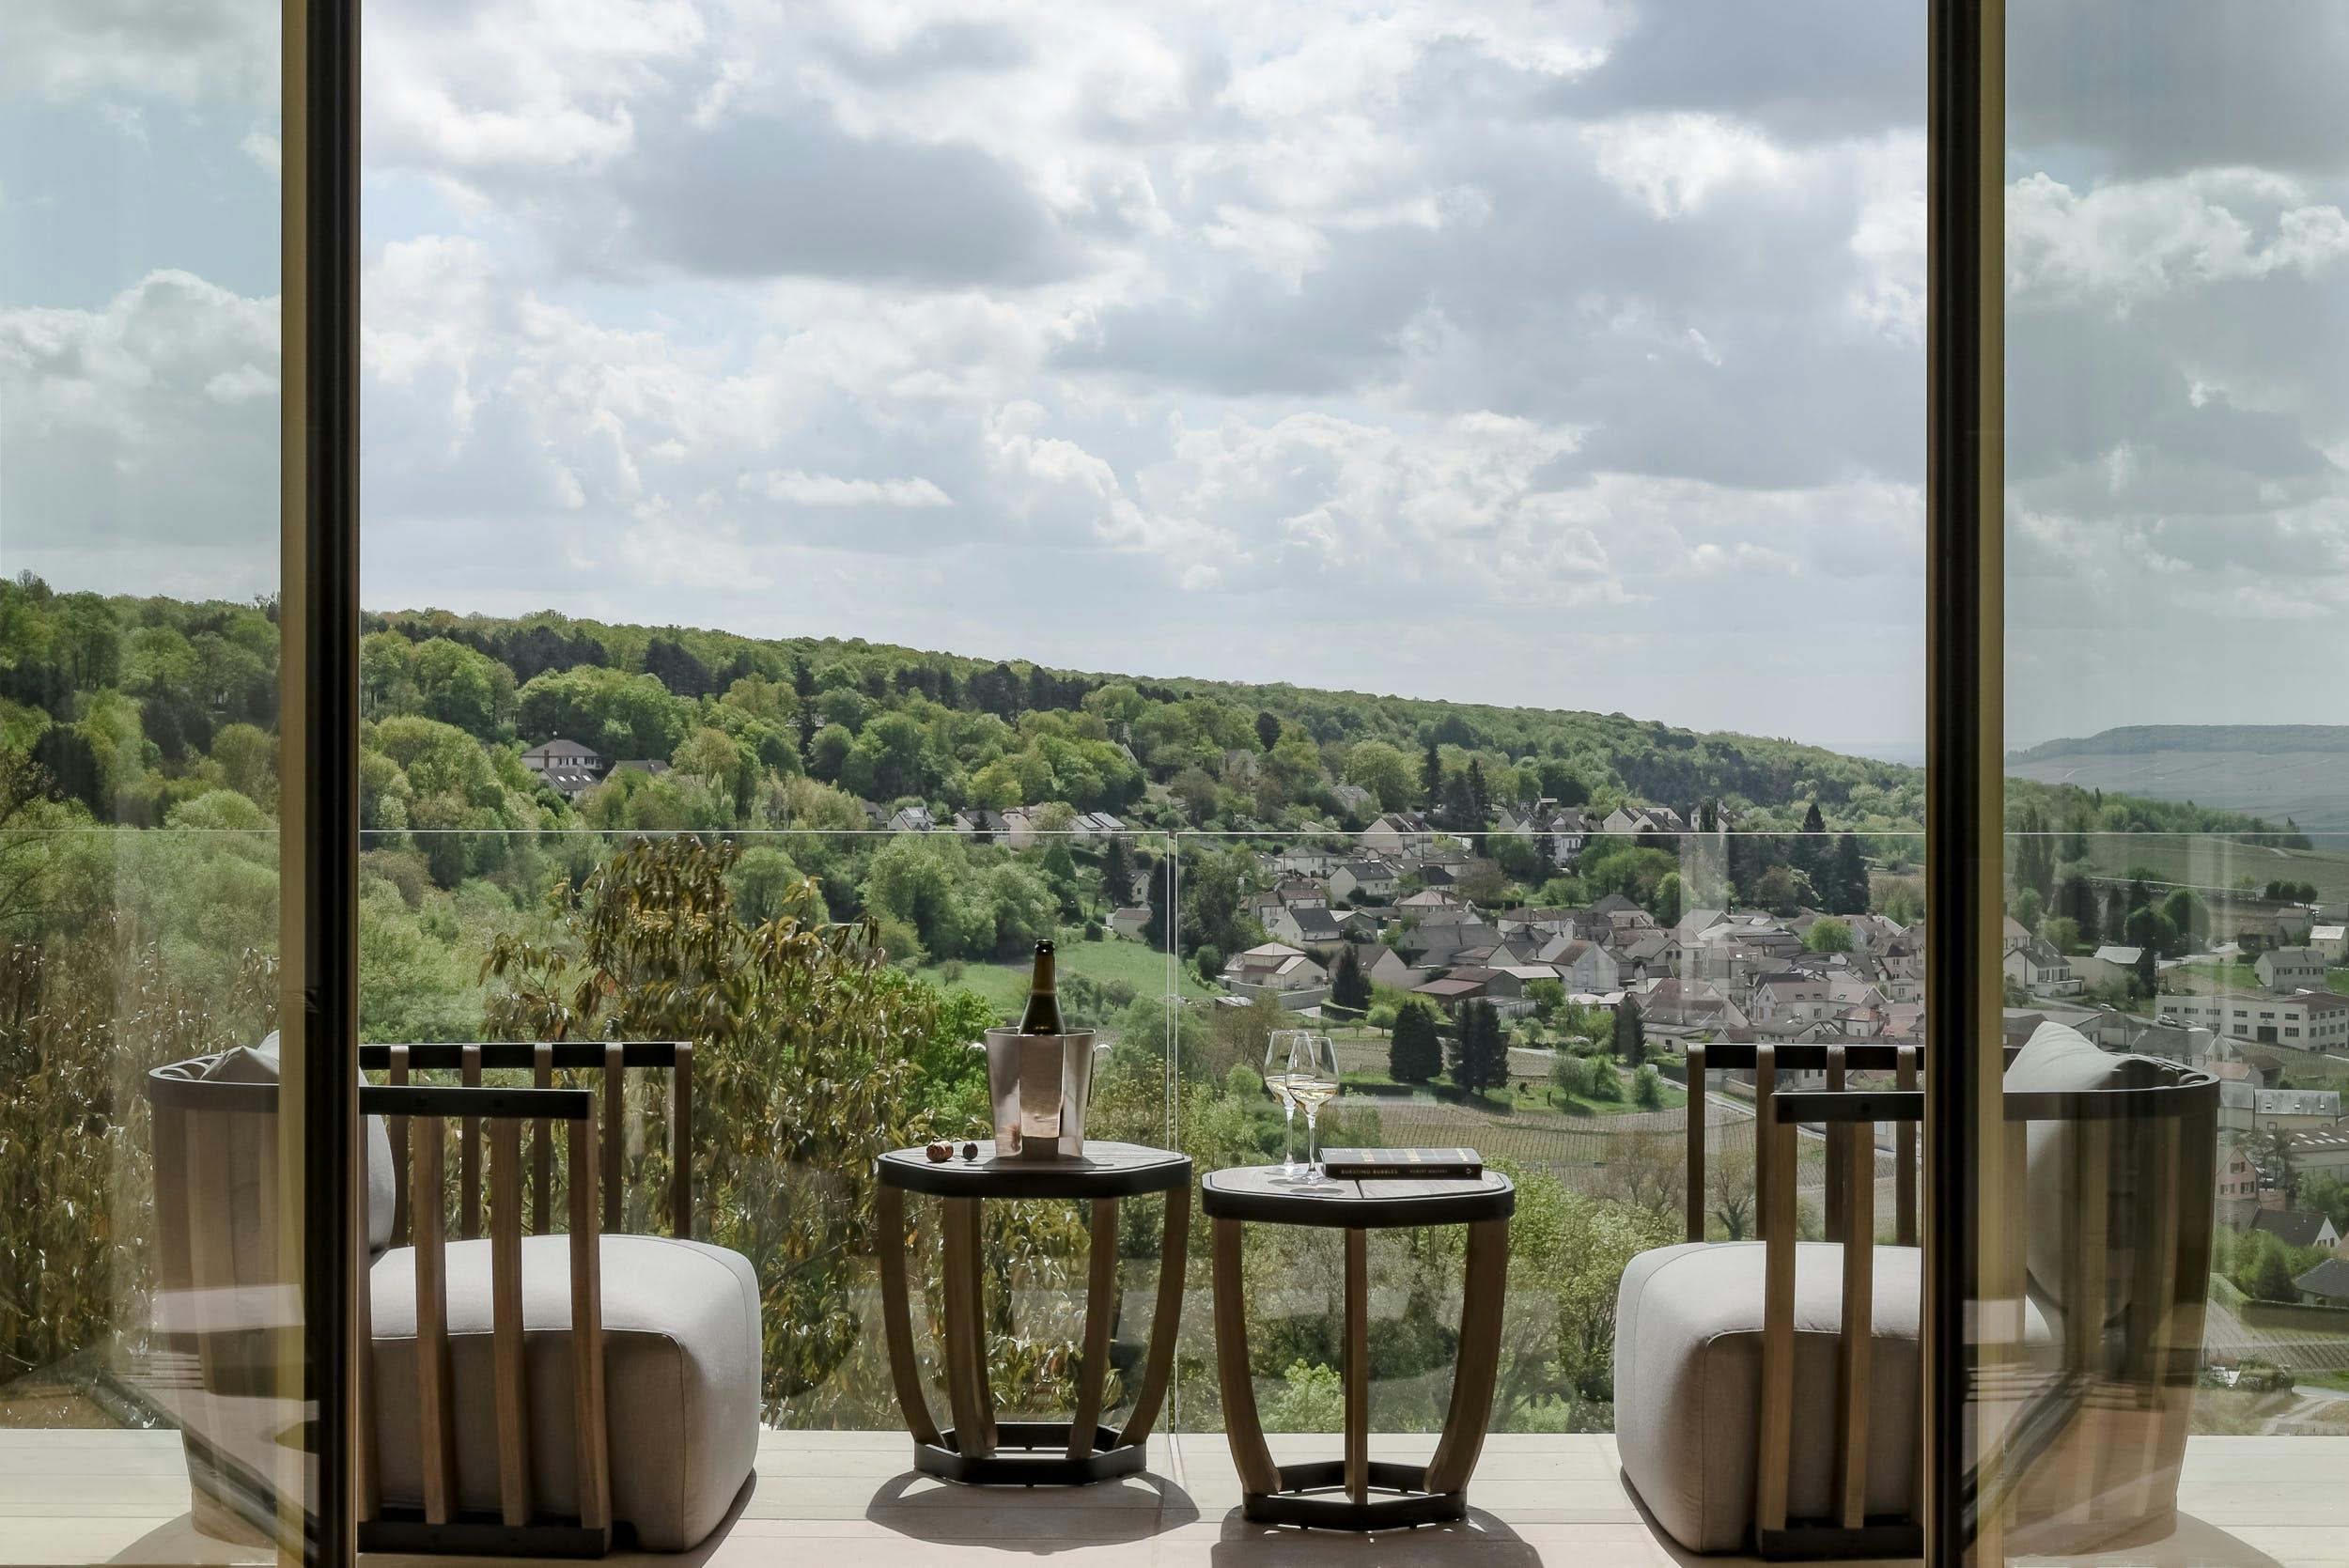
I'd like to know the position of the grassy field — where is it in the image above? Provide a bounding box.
[2077,834,2349,907]
[914,935,1214,1017]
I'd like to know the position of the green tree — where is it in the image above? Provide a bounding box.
[1449,1000,1509,1095]
[1100,834,1135,908]
[1330,944,1371,1011]
[1342,740,1418,812]
[1805,916,1854,954]
[1610,1002,1646,1066]
[1633,1063,1664,1110]
[1390,1000,1442,1083]
[410,636,515,737]
[483,838,950,1414]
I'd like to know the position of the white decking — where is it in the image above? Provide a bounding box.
[4,1429,2341,1568]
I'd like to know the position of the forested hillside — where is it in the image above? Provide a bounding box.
[0,575,2298,1031]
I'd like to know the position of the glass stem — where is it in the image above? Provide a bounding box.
[1305,1108,1319,1173]
[1283,1104,1296,1171]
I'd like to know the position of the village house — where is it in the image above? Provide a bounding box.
[1634,977,1750,1037]
[2004,937,2081,996]
[2252,1208,2343,1252]
[1361,811,1436,858]
[2206,894,2317,953]
[2314,924,2349,964]
[1410,975,1490,1016]
[2215,1141,2262,1228]
[2252,1087,2342,1134]
[1279,844,1345,876]
[1221,942,1329,1004]
[520,737,609,799]
[1267,904,1374,950]
[950,808,1009,841]
[1348,940,1423,992]
[1542,939,1620,994]
[885,804,937,833]
[1329,860,1401,903]
[2071,945,2145,990]
[2163,988,2349,1051]
[2295,1257,2349,1307]
[1496,800,1593,866]
[2256,946,2328,990]
[1106,906,1152,940]
[1402,920,1508,968]
[2290,1126,2349,1182]
[1750,973,1834,1031]
[1274,877,1327,908]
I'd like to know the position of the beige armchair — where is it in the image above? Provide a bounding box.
[148,1040,760,1557]
[1614,1027,2216,1559]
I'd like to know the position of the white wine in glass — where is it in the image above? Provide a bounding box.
[1264,1029,1302,1178]
[1285,1032,1343,1180]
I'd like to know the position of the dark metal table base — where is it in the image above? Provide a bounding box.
[915,1421,1145,1486]
[1243,1460,1467,1529]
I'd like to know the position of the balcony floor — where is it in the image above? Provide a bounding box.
[3,1430,2340,1568]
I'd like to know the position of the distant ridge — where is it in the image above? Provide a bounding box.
[2008,725,2349,836]
[2011,725,2349,764]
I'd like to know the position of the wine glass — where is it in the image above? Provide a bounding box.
[1264,1029,1302,1178]
[1284,1031,1342,1182]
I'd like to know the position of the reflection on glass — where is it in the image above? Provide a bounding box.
[1286,1031,1342,1182]
[1989,4,2347,1558]
[1265,1028,1305,1179]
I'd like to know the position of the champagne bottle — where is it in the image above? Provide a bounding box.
[1018,939,1064,1034]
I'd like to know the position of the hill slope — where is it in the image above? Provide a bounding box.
[2009,726,2349,837]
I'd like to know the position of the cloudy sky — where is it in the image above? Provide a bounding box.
[3,3,2345,754]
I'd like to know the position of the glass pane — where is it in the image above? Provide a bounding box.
[0,1,301,1561]
[350,0,1929,1551]
[1988,3,2348,1558]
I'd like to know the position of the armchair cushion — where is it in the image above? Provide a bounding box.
[1615,1240,2052,1553]
[367,1234,761,1552]
[2004,1020,2153,1333]
[199,1035,397,1259]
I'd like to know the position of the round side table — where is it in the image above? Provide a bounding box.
[875,1141,1191,1485]
[1201,1166,1515,1529]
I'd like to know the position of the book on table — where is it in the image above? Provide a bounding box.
[1318,1147,1483,1180]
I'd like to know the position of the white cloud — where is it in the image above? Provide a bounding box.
[2008,169,2349,307]
[0,270,278,588]
[239,129,282,177]
[2,0,279,107]
[750,470,953,507]
[1584,113,1799,219]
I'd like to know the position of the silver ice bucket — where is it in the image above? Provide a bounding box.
[974,1028,1106,1158]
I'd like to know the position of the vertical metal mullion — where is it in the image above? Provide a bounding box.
[1925,2,2004,1566]
[284,0,363,1560]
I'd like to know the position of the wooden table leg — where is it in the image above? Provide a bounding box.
[1212,1217,1281,1497]
[1426,1218,1508,1495]
[1115,1183,1189,1450]
[876,1185,941,1447]
[942,1196,995,1457]
[1343,1226,1370,1505]
[1066,1197,1120,1459]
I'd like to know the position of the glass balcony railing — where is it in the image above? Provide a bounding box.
[10,813,2345,1562]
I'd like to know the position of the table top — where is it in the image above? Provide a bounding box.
[877,1141,1190,1199]
[1201,1166,1515,1228]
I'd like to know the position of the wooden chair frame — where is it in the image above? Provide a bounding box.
[1673,1042,2216,1560]
[149,1042,695,1560]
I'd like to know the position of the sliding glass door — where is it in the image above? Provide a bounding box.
[0,3,351,1562]
[1954,4,2349,1561]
